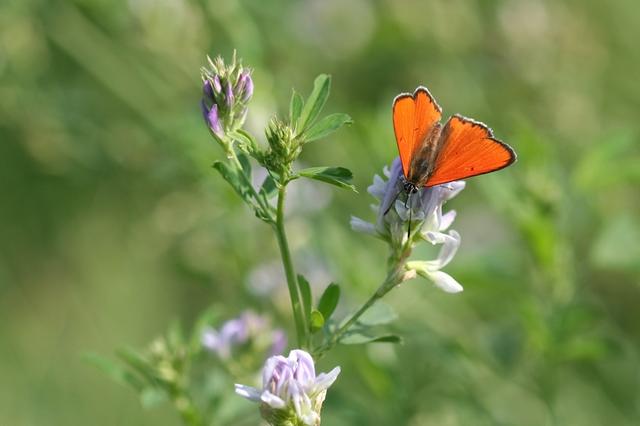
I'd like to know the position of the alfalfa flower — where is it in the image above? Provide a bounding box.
[235,349,340,426]
[351,156,465,292]
[202,311,287,360]
[200,51,254,147]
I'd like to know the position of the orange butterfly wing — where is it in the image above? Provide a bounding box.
[392,87,442,178]
[425,114,516,187]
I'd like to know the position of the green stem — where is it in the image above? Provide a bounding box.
[314,227,419,357]
[315,256,407,357]
[226,146,273,221]
[274,185,307,348]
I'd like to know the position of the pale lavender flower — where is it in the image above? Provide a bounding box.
[202,311,287,359]
[235,349,340,426]
[351,156,465,292]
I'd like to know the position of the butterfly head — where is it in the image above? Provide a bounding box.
[402,180,419,195]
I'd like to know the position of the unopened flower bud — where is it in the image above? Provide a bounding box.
[225,80,234,110]
[200,52,254,146]
[212,75,222,94]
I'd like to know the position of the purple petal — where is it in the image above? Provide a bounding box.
[242,73,253,102]
[225,81,234,109]
[377,157,403,224]
[203,79,213,99]
[206,103,223,137]
[234,384,262,402]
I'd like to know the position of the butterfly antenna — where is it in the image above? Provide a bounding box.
[383,188,403,216]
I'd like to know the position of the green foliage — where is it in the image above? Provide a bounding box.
[289,91,304,128]
[298,274,313,320]
[298,74,332,133]
[296,167,356,192]
[302,113,353,143]
[317,284,340,321]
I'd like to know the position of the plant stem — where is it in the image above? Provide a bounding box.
[226,146,273,220]
[274,185,307,348]
[314,241,417,358]
[314,257,407,357]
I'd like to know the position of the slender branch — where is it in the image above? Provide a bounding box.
[226,145,273,220]
[274,185,308,348]
[314,258,406,357]
[314,226,420,358]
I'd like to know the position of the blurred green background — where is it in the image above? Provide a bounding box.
[2,0,639,424]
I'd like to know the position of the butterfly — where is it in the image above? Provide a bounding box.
[392,86,516,196]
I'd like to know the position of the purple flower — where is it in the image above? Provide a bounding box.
[235,349,340,426]
[202,315,249,359]
[202,311,288,360]
[200,53,254,144]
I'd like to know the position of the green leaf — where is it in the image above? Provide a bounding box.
[84,353,145,391]
[340,332,403,345]
[297,274,312,319]
[289,90,304,127]
[212,161,251,202]
[302,113,352,143]
[357,301,398,326]
[140,387,169,408]
[259,174,278,200]
[298,74,331,132]
[317,283,340,321]
[310,310,325,333]
[296,166,357,192]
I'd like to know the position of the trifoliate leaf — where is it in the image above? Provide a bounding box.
[302,113,352,143]
[298,74,331,131]
[296,166,356,192]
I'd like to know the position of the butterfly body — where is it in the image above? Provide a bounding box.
[393,86,516,191]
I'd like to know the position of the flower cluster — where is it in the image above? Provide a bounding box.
[202,311,286,360]
[351,157,465,293]
[235,349,340,426]
[200,51,253,145]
